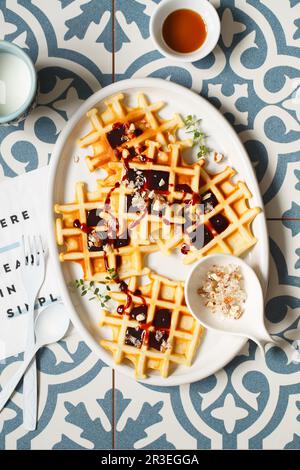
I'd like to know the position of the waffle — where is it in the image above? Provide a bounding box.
[94,141,200,253]
[181,165,261,264]
[97,142,260,260]
[54,181,157,282]
[99,272,204,379]
[101,141,201,204]
[77,92,186,172]
[54,142,194,279]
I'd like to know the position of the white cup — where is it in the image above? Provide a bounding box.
[150,0,221,63]
[0,40,38,126]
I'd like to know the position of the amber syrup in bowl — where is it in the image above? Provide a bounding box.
[162,9,207,54]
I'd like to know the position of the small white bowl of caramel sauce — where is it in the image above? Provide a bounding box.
[150,0,221,62]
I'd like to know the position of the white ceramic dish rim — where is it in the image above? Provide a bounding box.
[149,0,221,63]
[47,78,269,386]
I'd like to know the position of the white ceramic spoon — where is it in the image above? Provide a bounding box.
[0,302,70,413]
[185,254,274,353]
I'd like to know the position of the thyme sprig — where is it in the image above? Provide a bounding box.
[73,279,111,308]
[105,268,118,283]
[184,115,210,159]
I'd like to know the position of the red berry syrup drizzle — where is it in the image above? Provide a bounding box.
[115,280,147,316]
[73,219,93,234]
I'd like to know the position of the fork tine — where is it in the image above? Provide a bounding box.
[41,236,47,255]
[26,236,30,265]
[21,235,27,265]
[31,235,38,266]
[25,235,32,265]
[34,235,41,266]
[30,235,37,265]
[24,235,32,265]
[37,235,44,266]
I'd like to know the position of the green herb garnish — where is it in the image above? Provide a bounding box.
[184,115,210,159]
[105,268,118,284]
[72,279,111,308]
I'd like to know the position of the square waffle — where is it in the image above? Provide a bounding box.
[99,273,204,379]
[95,141,260,261]
[77,92,186,172]
[54,181,157,281]
[181,166,261,263]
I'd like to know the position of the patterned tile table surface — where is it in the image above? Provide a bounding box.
[0,0,299,450]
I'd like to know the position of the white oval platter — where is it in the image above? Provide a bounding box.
[47,78,269,386]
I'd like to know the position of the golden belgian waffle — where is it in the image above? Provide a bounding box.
[90,143,190,244]
[99,272,204,379]
[54,181,158,282]
[96,142,260,261]
[101,141,201,204]
[54,142,196,281]
[77,92,186,172]
[181,166,261,264]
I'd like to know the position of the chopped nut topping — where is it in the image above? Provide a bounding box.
[127,170,145,190]
[155,330,164,341]
[167,132,176,143]
[202,192,212,201]
[122,148,130,159]
[158,178,165,187]
[152,193,167,211]
[204,202,214,214]
[161,340,171,352]
[126,335,142,348]
[87,230,102,248]
[136,313,146,322]
[125,180,134,189]
[198,264,246,319]
[152,199,161,212]
[214,152,224,163]
[131,192,147,211]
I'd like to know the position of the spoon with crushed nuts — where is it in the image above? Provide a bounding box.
[185,254,274,354]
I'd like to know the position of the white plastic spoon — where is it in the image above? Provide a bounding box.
[0,302,70,413]
[185,254,274,353]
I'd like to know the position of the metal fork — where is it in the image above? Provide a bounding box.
[20,235,45,431]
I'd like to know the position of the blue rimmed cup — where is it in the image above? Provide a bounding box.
[0,40,38,126]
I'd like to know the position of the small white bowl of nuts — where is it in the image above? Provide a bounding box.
[184,254,273,353]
